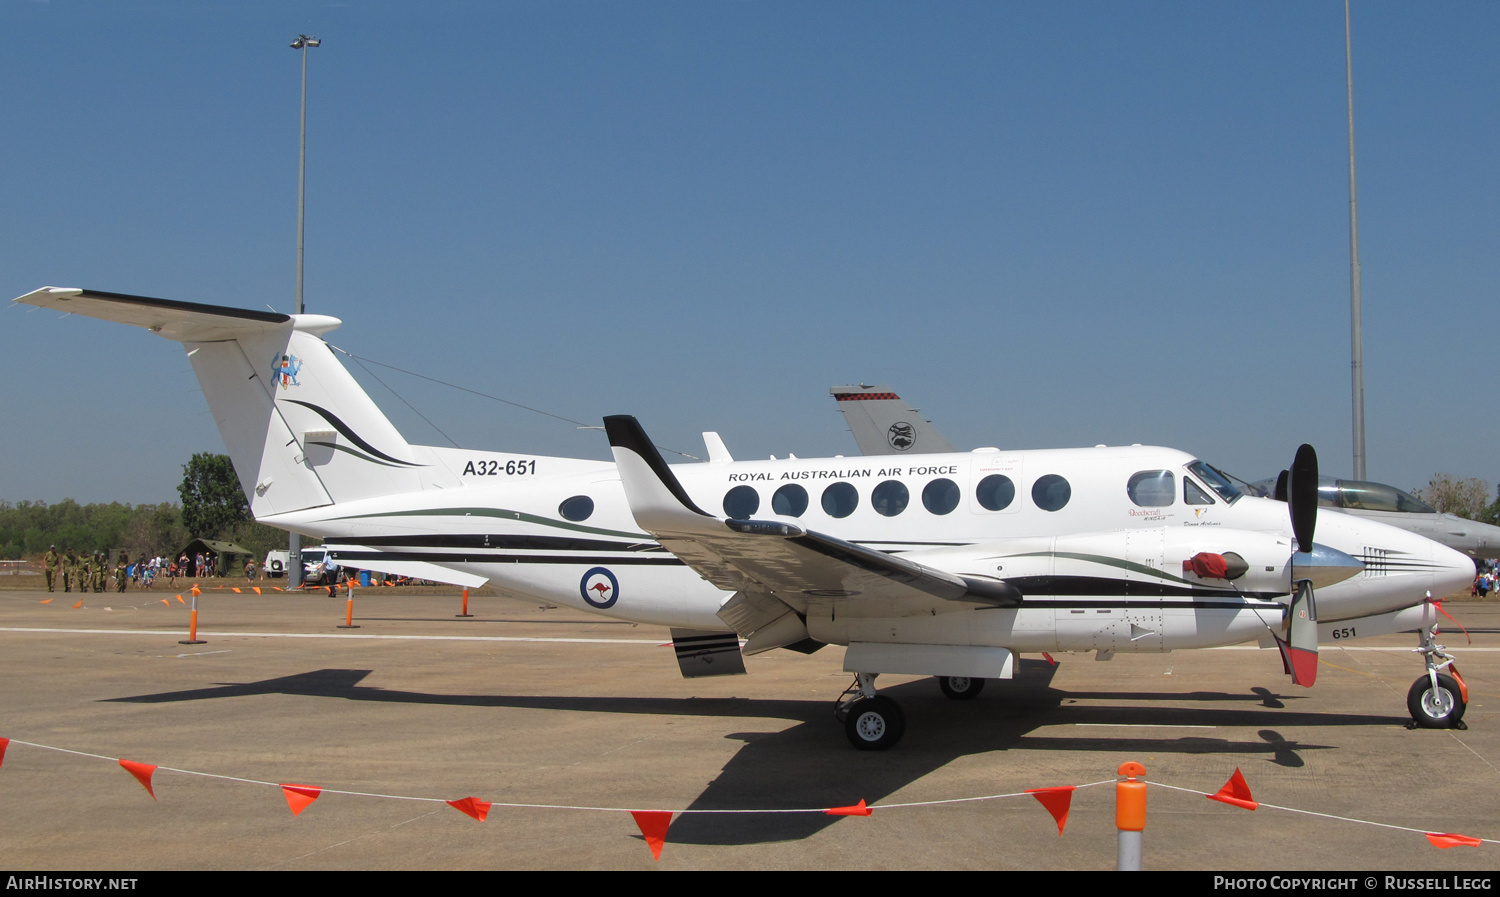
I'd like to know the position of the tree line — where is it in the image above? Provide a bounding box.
[2,453,297,561]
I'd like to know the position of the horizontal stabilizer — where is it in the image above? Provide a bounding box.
[323,549,489,589]
[12,287,321,342]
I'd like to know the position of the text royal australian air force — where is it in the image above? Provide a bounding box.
[681,443,1255,539]
[728,463,960,482]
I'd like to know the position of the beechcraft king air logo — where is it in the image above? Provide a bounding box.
[272,353,303,390]
[580,567,620,609]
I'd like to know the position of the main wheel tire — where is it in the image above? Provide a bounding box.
[938,676,986,700]
[844,696,905,751]
[1407,674,1466,728]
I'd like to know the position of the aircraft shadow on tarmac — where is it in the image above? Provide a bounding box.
[106,660,1391,845]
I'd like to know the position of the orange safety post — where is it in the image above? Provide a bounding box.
[179,590,206,645]
[1116,762,1147,870]
[457,587,473,618]
[337,582,360,629]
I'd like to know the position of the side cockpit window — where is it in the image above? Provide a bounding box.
[1184,478,1215,506]
[1127,470,1175,507]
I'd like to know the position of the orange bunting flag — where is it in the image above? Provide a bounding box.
[1027,786,1076,835]
[631,811,673,861]
[118,759,158,800]
[39,598,52,605]
[0,736,9,769]
[282,784,322,816]
[1426,832,1482,849]
[252,588,262,595]
[231,588,241,594]
[1207,768,1258,811]
[72,600,83,609]
[161,599,170,606]
[175,595,186,604]
[825,800,872,817]
[447,797,492,822]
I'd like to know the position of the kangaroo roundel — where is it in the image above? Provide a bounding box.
[580,567,619,609]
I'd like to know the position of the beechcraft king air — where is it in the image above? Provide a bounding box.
[15,287,1478,749]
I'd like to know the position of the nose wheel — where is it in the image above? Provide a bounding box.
[1408,622,1468,729]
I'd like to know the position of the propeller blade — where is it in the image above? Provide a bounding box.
[1276,580,1319,687]
[1288,444,1318,553]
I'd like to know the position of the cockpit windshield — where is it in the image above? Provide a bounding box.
[1319,479,1436,513]
[1186,461,1243,504]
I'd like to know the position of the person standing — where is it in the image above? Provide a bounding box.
[115,552,129,593]
[63,548,79,593]
[43,545,59,592]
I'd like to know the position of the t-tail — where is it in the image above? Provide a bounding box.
[831,384,957,455]
[13,287,427,522]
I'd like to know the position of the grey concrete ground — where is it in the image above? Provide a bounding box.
[0,586,1496,871]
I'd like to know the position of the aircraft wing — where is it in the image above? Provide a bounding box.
[604,415,1018,632]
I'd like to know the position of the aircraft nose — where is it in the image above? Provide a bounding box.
[1431,540,1478,601]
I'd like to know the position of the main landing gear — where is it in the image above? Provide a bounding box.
[1408,622,1467,729]
[938,675,986,700]
[836,673,906,750]
[835,674,993,749]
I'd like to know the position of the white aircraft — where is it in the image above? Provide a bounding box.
[833,384,1500,561]
[16,287,1478,748]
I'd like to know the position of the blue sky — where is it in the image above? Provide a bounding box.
[4,1,1497,505]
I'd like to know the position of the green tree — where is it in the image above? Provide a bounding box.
[1415,474,1490,522]
[178,453,250,539]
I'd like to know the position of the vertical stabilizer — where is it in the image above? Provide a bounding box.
[830,384,957,455]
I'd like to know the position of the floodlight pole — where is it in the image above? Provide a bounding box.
[288,33,320,590]
[1345,1,1366,481]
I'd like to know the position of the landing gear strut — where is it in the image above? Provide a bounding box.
[836,673,905,750]
[1408,621,1467,729]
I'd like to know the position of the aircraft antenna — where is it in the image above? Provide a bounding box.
[328,344,704,460]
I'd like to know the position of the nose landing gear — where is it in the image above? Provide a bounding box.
[1407,622,1468,729]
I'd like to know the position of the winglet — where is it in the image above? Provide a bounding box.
[604,415,717,534]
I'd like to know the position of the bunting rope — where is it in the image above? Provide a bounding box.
[1,734,1494,858]
[0,736,1105,815]
[1148,779,1500,845]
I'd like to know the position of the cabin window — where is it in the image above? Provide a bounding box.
[772,483,809,517]
[1184,479,1215,505]
[872,480,909,517]
[1127,470,1175,507]
[1032,474,1071,511]
[922,478,961,515]
[975,474,1016,511]
[723,485,760,520]
[559,495,595,521]
[822,482,859,518]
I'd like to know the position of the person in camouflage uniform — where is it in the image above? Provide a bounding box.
[43,546,59,592]
[63,548,79,592]
[114,552,129,593]
[92,553,105,593]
